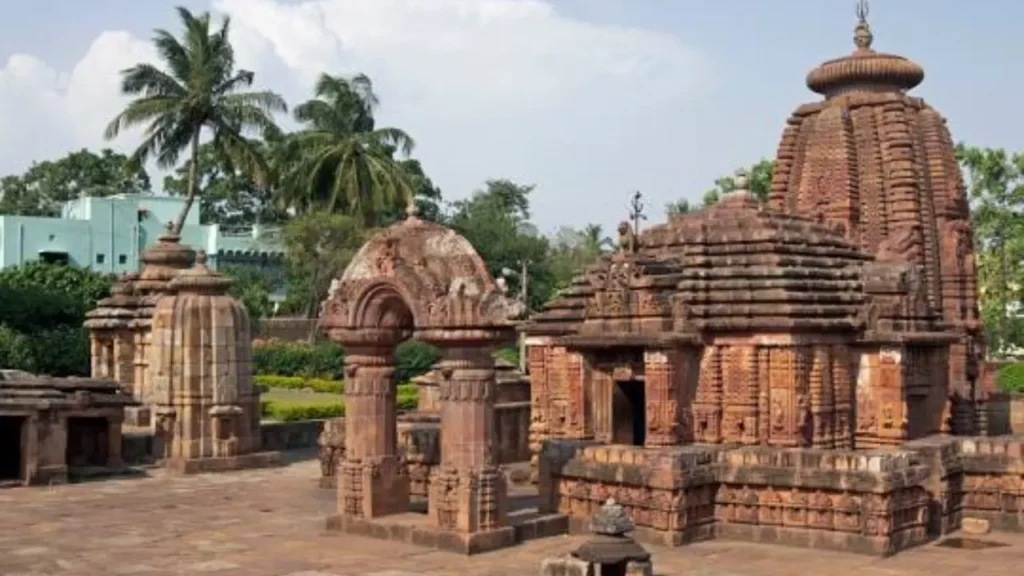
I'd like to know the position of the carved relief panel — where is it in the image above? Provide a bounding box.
[694,346,723,443]
[721,346,757,444]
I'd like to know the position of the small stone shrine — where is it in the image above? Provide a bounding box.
[85,225,195,426]
[541,499,653,576]
[148,250,279,473]
[0,370,136,486]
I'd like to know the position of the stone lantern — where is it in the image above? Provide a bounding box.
[541,499,653,576]
[148,250,279,472]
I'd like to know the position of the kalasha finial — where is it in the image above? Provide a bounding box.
[733,169,750,194]
[854,0,874,50]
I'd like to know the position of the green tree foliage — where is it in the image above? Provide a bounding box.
[547,224,612,290]
[104,6,286,234]
[446,179,555,310]
[281,211,366,319]
[0,262,114,376]
[0,148,151,216]
[274,73,416,224]
[956,143,1024,353]
[162,141,288,226]
[220,264,275,319]
[667,158,775,214]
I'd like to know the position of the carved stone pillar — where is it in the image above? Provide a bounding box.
[339,345,408,519]
[527,343,550,483]
[643,349,683,447]
[429,344,508,534]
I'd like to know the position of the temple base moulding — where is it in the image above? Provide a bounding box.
[325,512,569,555]
[160,451,283,475]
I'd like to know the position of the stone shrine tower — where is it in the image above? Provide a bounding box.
[768,2,982,414]
[147,251,276,471]
[85,226,194,426]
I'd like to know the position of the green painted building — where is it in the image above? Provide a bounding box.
[0,194,286,297]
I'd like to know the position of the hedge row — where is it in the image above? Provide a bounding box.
[253,339,441,383]
[998,363,1024,394]
[255,374,343,393]
[260,384,419,422]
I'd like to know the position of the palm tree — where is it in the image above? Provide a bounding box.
[275,73,416,224]
[580,224,613,255]
[104,7,286,234]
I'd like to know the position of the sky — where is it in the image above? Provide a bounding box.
[1,0,1023,234]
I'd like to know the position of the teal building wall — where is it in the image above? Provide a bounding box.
[0,194,286,298]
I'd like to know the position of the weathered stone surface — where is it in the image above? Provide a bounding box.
[148,250,271,469]
[963,518,992,535]
[0,372,136,485]
[318,207,524,551]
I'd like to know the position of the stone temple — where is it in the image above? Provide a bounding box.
[309,8,1024,560]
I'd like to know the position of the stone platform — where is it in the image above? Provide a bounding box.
[161,451,284,474]
[3,457,1024,576]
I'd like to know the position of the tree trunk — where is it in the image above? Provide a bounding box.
[171,127,202,235]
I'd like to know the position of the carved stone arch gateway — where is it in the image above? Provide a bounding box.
[319,212,525,552]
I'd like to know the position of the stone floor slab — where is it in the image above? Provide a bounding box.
[2,458,1024,576]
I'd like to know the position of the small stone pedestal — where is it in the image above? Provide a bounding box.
[541,499,654,576]
[338,456,409,518]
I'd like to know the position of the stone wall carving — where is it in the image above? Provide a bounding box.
[542,440,939,556]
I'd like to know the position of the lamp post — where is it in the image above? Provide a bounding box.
[501,259,530,372]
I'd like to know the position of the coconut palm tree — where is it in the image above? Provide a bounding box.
[275,73,415,224]
[580,223,613,256]
[104,6,286,234]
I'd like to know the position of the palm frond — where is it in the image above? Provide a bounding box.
[119,64,186,97]
[103,96,180,139]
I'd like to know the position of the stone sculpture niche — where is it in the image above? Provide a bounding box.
[147,251,280,473]
[320,206,524,554]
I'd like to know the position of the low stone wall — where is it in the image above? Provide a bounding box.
[254,316,320,342]
[960,435,1024,532]
[260,420,324,452]
[539,437,998,557]
[122,420,328,465]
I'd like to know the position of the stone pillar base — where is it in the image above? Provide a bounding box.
[124,406,152,428]
[326,513,517,555]
[428,466,508,534]
[338,456,409,519]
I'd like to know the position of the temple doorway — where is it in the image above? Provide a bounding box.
[66,417,109,468]
[612,380,645,446]
[0,416,25,481]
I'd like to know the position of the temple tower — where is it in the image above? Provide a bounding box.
[768,2,982,413]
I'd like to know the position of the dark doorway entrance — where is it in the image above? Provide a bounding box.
[66,417,109,468]
[612,380,646,446]
[0,416,25,482]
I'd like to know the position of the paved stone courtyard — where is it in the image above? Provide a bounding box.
[1,457,1022,576]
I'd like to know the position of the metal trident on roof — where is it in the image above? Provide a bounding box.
[628,191,647,239]
[856,0,869,24]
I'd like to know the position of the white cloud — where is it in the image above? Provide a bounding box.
[0,0,711,230]
[0,31,155,175]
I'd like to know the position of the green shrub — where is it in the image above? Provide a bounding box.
[253,339,439,383]
[259,383,419,422]
[261,397,345,421]
[998,363,1024,393]
[494,347,520,366]
[253,340,344,379]
[394,341,440,382]
[397,383,419,411]
[254,374,344,393]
